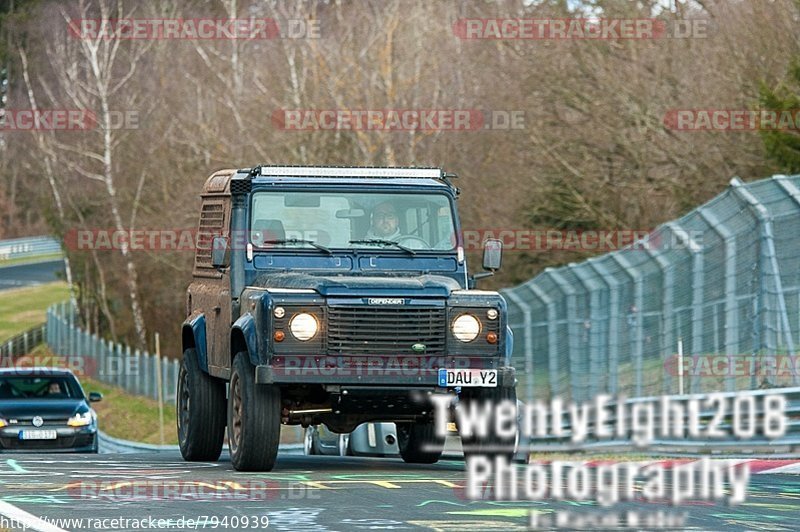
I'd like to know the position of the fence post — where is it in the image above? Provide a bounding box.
[698,204,739,392]
[104,340,114,386]
[66,304,73,356]
[611,254,643,397]
[46,307,52,347]
[143,353,151,399]
[771,175,800,386]
[570,262,604,399]
[587,258,620,395]
[731,177,796,385]
[545,268,582,401]
[644,244,674,394]
[665,222,704,393]
[526,281,560,398]
[134,350,142,395]
[504,288,534,404]
[62,301,70,355]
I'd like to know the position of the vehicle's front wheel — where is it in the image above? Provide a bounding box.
[397,421,444,464]
[459,385,518,462]
[228,352,281,471]
[178,348,226,461]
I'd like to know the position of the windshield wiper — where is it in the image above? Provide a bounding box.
[263,239,333,255]
[349,239,416,256]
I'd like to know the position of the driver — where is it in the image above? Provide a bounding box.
[365,201,402,240]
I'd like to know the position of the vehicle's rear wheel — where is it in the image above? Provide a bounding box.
[228,352,281,471]
[178,348,226,461]
[459,385,518,462]
[397,421,444,464]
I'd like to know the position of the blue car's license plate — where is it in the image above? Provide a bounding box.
[19,430,57,440]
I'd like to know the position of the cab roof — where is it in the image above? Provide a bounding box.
[202,166,459,195]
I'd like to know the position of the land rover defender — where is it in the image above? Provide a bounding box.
[178,166,517,471]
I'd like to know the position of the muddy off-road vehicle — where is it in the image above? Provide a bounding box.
[178,166,517,471]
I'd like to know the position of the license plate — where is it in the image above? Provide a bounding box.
[437,369,497,387]
[19,430,57,440]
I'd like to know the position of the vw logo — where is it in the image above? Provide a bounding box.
[32,416,44,427]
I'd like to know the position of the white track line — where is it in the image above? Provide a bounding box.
[0,501,68,532]
[755,461,800,474]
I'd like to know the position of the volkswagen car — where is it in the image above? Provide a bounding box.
[0,367,102,453]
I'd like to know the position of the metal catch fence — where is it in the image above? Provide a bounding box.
[502,175,800,404]
[46,302,179,404]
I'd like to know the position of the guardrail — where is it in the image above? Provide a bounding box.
[0,324,46,360]
[0,235,61,262]
[525,387,800,455]
[46,302,179,405]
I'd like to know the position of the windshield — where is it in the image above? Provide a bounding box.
[250,191,457,251]
[0,375,83,400]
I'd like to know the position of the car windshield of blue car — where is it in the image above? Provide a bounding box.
[0,376,83,400]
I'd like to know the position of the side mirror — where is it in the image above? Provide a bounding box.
[482,238,503,271]
[211,236,230,268]
[88,392,103,403]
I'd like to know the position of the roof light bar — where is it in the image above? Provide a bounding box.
[259,166,443,179]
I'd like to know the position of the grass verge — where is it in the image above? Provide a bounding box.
[81,376,180,445]
[0,281,70,342]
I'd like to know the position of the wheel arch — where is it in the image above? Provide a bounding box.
[232,313,259,367]
[182,312,208,372]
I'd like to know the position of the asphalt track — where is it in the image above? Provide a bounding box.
[0,451,797,531]
[0,260,65,291]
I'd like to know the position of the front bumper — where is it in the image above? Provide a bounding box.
[0,426,97,453]
[256,360,516,387]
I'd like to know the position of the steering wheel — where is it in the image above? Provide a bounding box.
[396,235,430,250]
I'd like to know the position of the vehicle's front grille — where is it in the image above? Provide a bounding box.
[0,433,95,450]
[327,306,446,355]
[16,418,69,426]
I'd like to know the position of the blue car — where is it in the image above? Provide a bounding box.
[0,367,102,453]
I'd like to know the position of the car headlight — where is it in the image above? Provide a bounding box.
[67,411,93,427]
[452,314,481,342]
[0,419,7,428]
[289,313,318,341]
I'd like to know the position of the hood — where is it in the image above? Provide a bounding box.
[0,399,86,420]
[251,272,462,297]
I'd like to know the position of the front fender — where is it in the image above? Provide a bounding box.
[182,312,208,372]
[232,313,260,367]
